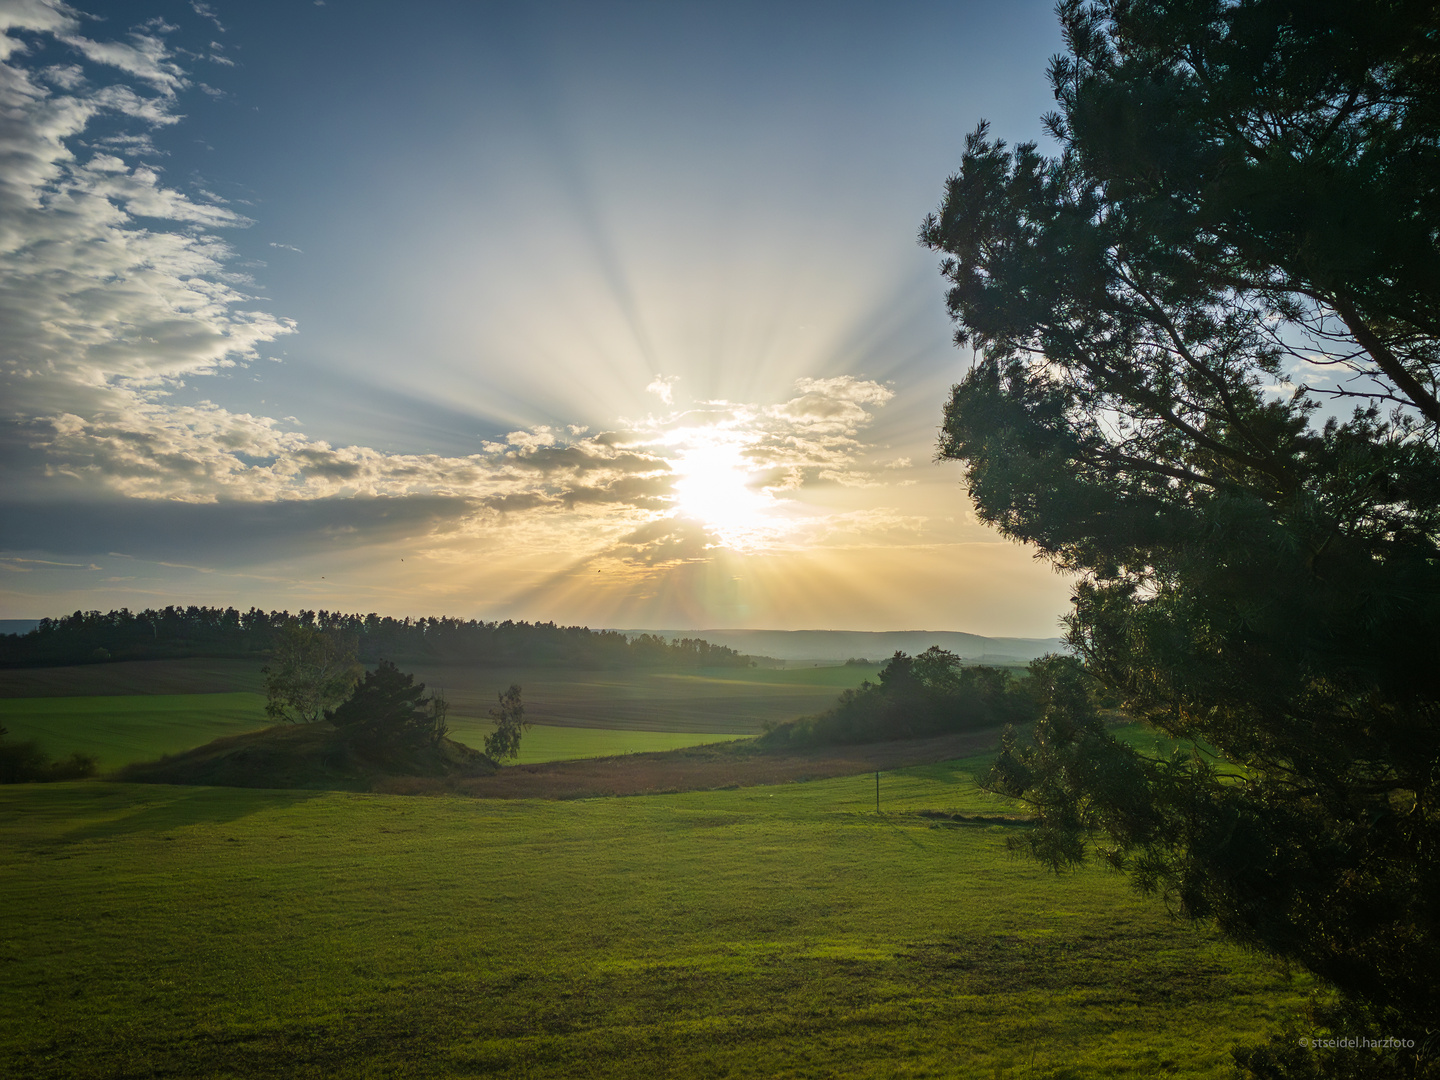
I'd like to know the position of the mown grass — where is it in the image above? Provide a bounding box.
[1,756,1310,1079]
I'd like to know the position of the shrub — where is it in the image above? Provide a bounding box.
[757,650,1038,749]
[0,726,98,783]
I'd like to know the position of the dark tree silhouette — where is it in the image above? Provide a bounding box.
[922,0,1439,1072]
[327,661,449,756]
[757,649,1035,749]
[0,607,757,670]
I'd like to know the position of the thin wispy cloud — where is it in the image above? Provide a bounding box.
[190,2,225,33]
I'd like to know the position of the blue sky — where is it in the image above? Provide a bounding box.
[0,0,1075,633]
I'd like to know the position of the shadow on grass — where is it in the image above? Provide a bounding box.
[49,782,326,843]
[878,812,931,852]
[894,758,986,785]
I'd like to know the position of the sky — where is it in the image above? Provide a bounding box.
[0,0,1076,635]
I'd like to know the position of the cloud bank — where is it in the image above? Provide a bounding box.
[1,3,919,575]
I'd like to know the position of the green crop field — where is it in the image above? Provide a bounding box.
[462,723,738,765]
[0,694,740,770]
[0,693,270,770]
[0,660,885,773]
[0,758,1309,1079]
[0,661,886,768]
[394,663,886,734]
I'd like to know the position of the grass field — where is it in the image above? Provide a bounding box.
[0,756,1310,1079]
[0,659,885,773]
[346,663,886,734]
[0,661,885,748]
[0,693,271,769]
[493,724,737,765]
[0,661,1295,1076]
[0,694,740,770]
[0,659,888,702]
[0,673,1183,780]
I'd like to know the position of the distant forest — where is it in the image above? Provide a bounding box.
[0,607,757,670]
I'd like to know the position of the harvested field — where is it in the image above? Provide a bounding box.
[0,658,265,698]
[445,729,1005,799]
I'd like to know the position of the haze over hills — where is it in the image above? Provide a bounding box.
[618,630,1068,667]
[0,618,1066,669]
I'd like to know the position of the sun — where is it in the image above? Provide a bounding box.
[669,437,777,548]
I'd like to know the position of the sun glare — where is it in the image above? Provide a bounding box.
[669,436,779,549]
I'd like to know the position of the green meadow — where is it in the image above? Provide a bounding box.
[500,724,735,764]
[405,662,885,734]
[0,661,886,773]
[1,668,1303,1078]
[0,694,739,769]
[1,757,1309,1080]
[0,693,271,770]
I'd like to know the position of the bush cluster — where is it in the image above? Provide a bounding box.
[0,726,97,784]
[757,648,1039,749]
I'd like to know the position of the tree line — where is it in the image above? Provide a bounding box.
[0,606,756,670]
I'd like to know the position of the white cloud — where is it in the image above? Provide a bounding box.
[60,32,188,95]
[505,426,556,451]
[0,0,76,44]
[190,2,225,33]
[770,375,894,433]
[0,10,908,570]
[645,374,679,404]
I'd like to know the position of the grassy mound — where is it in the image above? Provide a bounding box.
[114,722,496,791]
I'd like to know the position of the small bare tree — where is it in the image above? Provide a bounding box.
[482,684,528,762]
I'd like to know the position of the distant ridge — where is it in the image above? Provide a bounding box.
[615,629,1068,667]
